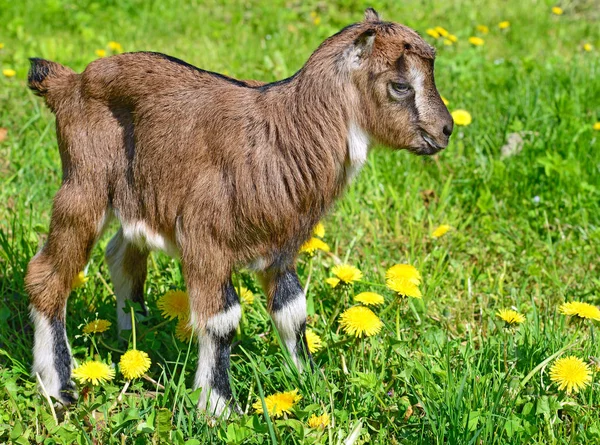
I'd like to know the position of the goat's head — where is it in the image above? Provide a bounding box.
[344,9,453,155]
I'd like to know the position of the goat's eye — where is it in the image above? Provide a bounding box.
[388,82,412,99]
[391,82,410,93]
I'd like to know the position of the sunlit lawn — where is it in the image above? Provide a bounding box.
[1,0,599,443]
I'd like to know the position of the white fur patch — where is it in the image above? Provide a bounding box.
[345,121,370,184]
[409,66,426,119]
[247,256,269,272]
[96,209,113,238]
[106,233,134,331]
[194,333,229,416]
[271,294,307,370]
[121,220,179,257]
[206,305,242,338]
[31,307,61,400]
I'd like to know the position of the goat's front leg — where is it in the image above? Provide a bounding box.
[261,267,311,371]
[185,263,241,416]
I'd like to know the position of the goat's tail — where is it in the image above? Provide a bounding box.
[28,58,77,111]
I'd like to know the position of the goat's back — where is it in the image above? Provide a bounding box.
[80,52,255,105]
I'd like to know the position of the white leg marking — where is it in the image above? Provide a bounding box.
[206,305,242,338]
[194,333,228,416]
[345,121,370,184]
[106,233,134,331]
[194,307,241,417]
[31,307,61,400]
[271,294,307,371]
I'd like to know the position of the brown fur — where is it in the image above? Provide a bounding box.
[26,12,452,328]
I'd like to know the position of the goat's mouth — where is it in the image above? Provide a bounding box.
[416,132,445,155]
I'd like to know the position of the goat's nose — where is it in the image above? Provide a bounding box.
[443,123,453,137]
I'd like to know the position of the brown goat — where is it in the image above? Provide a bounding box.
[26,8,453,415]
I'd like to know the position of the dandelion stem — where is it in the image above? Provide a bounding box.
[137,319,171,342]
[520,341,577,389]
[36,372,58,425]
[98,338,125,354]
[131,307,136,350]
[396,306,401,340]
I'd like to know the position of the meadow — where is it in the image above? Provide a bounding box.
[1,0,599,443]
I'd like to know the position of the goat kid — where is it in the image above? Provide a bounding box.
[26,8,453,416]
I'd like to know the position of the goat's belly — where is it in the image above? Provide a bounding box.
[121,220,180,257]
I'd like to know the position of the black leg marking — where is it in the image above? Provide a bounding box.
[269,270,308,370]
[271,270,303,311]
[196,280,241,415]
[210,331,236,403]
[223,279,240,311]
[50,319,76,403]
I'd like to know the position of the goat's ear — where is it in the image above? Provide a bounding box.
[350,29,376,65]
[364,8,380,22]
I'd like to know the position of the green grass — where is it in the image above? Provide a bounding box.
[1,0,600,443]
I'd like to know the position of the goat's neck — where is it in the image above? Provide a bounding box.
[264,72,370,206]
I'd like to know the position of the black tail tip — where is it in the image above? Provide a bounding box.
[28,58,51,95]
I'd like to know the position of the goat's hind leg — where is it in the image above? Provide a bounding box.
[105,229,149,332]
[26,185,106,404]
[262,267,312,371]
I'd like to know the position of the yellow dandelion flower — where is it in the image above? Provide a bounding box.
[426,29,440,39]
[119,349,151,379]
[550,356,592,394]
[108,41,123,52]
[307,413,330,429]
[386,264,421,285]
[559,302,600,321]
[386,277,422,298]
[95,49,107,57]
[476,25,489,34]
[72,360,115,385]
[157,290,189,320]
[593,122,600,131]
[432,224,452,238]
[300,237,330,256]
[339,306,383,338]
[498,21,510,29]
[448,34,458,43]
[313,16,321,26]
[551,6,563,15]
[331,264,363,285]
[238,286,254,304]
[451,109,472,126]
[434,27,449,38]
[175,316,195,342]
[253,389,302,417]
[82,319,111,334]
[326,277,340,288]
[72,271,88,289]
[2,68,16,78]
[354,292,385,306]
[0,43,4,49]
[441,96,449,106]
[313,222,325,238]
[583,43,593,52]
[443,39,453,46]
[306,329,323,353]
[468,36,485,46]
[496,309,526,325]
